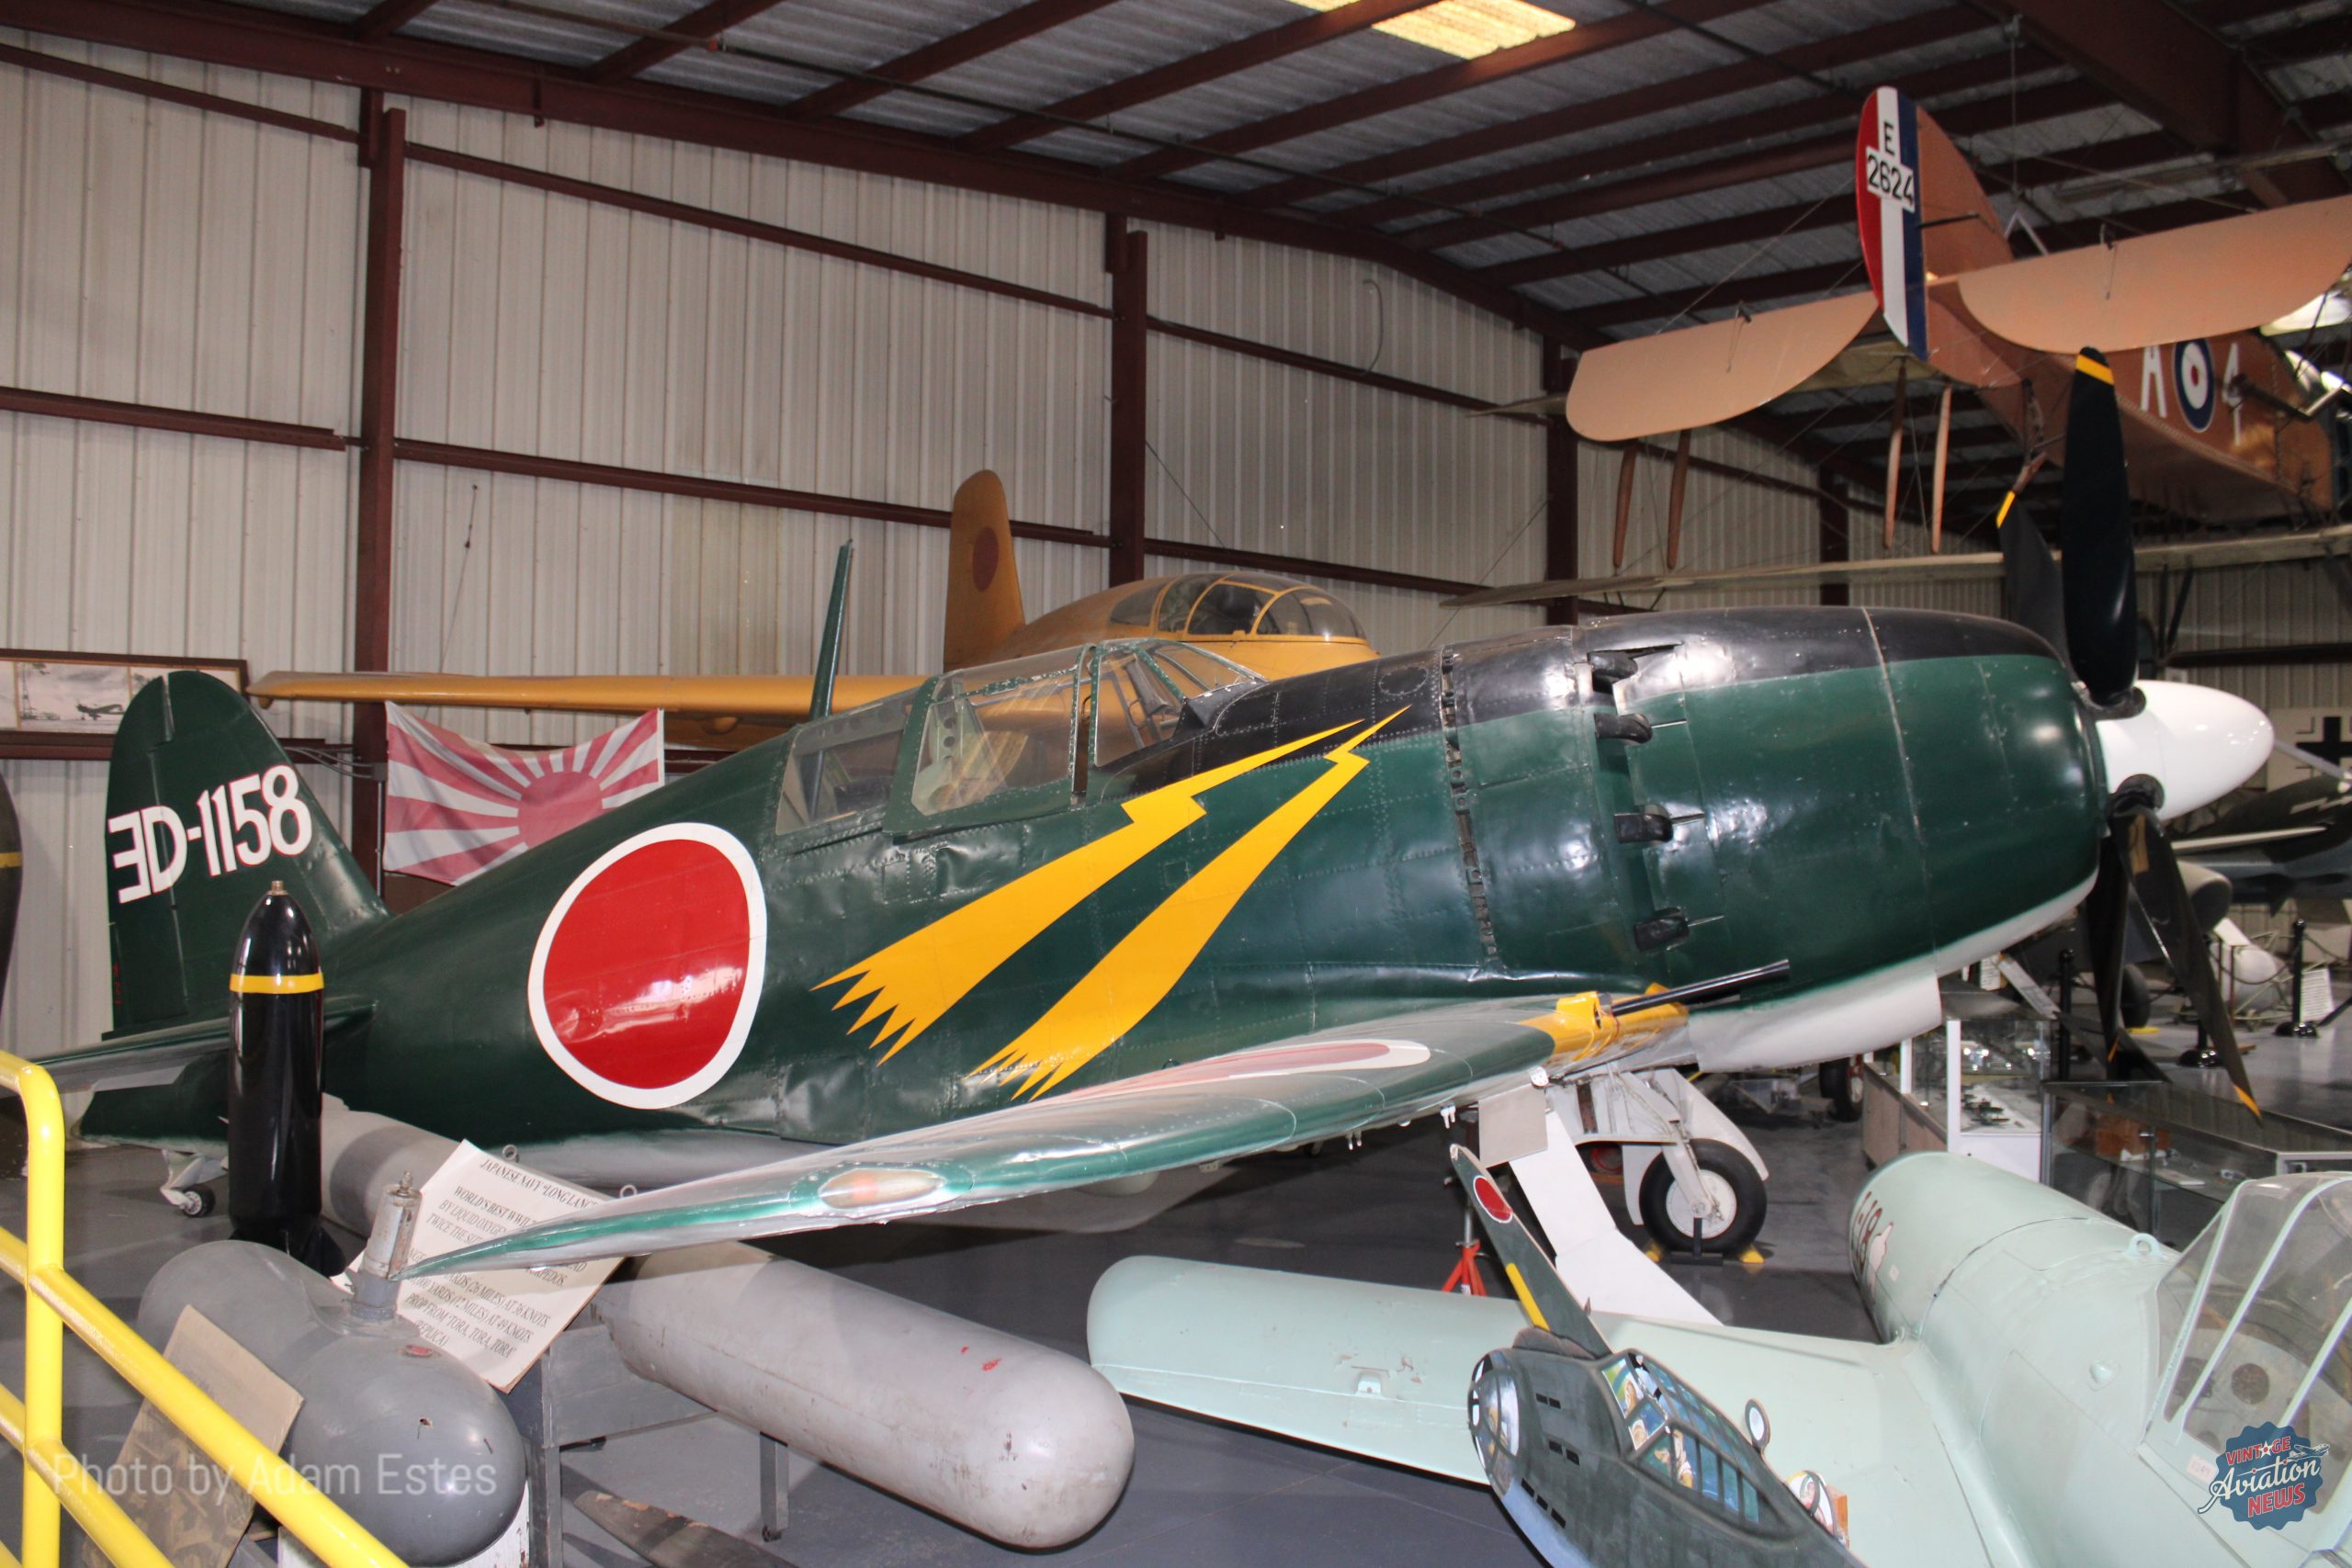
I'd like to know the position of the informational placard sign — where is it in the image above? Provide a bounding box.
[345,1143,619,1392]
[86,1308,301,1568]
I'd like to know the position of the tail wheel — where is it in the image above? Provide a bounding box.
[1817,1057,1865,1122]
[1638,1140,1767,1257]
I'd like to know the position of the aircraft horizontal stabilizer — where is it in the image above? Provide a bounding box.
[401,991,1690,1277]
[48,996,376,1094]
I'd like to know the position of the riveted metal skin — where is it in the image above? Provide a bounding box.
[87,609,2100,1154]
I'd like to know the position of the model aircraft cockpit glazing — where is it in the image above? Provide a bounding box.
[2152,1172,2352,1502]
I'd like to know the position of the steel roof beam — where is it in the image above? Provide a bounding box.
[1406,74,2106,254]
[0,0,1598,345]
[351,0,439,43]
[3,0,1878,484]
[1111,0,1769,183]
[1982,0,2351,206]
[1530,96,2349,324]
[781,0,1124,122]
[587,0,790,84]
[1378,4,2347,254]
[1241,4,2007,216]
[956,0,1435,155]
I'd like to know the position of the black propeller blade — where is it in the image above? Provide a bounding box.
[1994,350,2259,1113]
[1996,495,2068,661]
[2117,803,2262,1115]
[2057,350,2138,708]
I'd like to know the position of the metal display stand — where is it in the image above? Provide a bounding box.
[2041,1079,2352,1248]
[503,1315,791,1567]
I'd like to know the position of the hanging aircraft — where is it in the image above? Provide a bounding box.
[1464,86,2352,604]
[1089,1143,2352,1567]
[246,469,1376,750]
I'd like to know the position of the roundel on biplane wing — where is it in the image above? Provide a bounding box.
[527,823,767,1109]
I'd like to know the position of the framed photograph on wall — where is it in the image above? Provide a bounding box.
[1,650,248,760]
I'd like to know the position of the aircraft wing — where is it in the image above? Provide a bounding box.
[402,990,1689,1277]
[1089,1258,1996,1567]
[42,996,379,1094]
[245,671,921,723]
[1446,523,2352,609]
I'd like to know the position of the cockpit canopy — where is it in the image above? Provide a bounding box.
[775,639,1259,832]
[1107,572,1366,642]
[2156,1172,2352,1472]
[1602,1353,1783,1534]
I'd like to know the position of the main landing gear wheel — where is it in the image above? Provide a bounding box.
[1638,1140,1768,1257]
[1817,1058,1865,1122]
[166,1185,215,1218]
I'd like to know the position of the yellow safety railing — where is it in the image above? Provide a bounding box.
[0,1051,406,1568]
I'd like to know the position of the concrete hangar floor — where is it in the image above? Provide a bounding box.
[3,1021,2323,1568]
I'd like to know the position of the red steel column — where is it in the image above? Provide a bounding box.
[1541,340,1577,626]
[1106,217,1148,586]
[352,105,406,886]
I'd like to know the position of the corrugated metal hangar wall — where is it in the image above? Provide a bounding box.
[0,29,2343,1059]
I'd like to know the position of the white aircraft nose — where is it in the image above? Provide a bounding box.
[2095,680,2274,819]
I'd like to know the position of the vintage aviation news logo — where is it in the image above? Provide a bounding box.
[820,711,1402,1098]
[2199,1422,2330,1529]
[527,823,767,1110]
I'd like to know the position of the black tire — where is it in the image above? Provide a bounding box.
[2120,964,2152,1031]
[1817,1058,1865,1122]
[175,1186,216,1219]
[1637,1140,1768,1256]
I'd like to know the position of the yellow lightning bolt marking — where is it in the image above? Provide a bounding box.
[821,720,1357,1059]
[975,708,1407,1098]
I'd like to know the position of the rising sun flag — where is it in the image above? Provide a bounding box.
[383,704,665,884]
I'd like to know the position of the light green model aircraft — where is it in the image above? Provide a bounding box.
[1091,1148,2352,1566]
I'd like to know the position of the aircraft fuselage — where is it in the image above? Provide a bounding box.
[92,609,2103,1155]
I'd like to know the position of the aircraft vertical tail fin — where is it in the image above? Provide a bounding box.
[105,672,388,1034]
[1857,87,2012,357]
[942,469,1023,671]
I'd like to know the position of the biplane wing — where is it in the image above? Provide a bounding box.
[245,670,920,724]
[1442,523,2352,609]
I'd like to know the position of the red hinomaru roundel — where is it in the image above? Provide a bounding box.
[526,823,767,1110]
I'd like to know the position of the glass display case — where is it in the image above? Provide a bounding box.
[1861,1014,2050,1176]
[2041,1080,2352,1248]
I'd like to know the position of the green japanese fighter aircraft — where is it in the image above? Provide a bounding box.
[55,355,2267,1280]
[1088,1145,2352,1567]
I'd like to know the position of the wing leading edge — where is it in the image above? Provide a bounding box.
[403,989,1693,1277]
